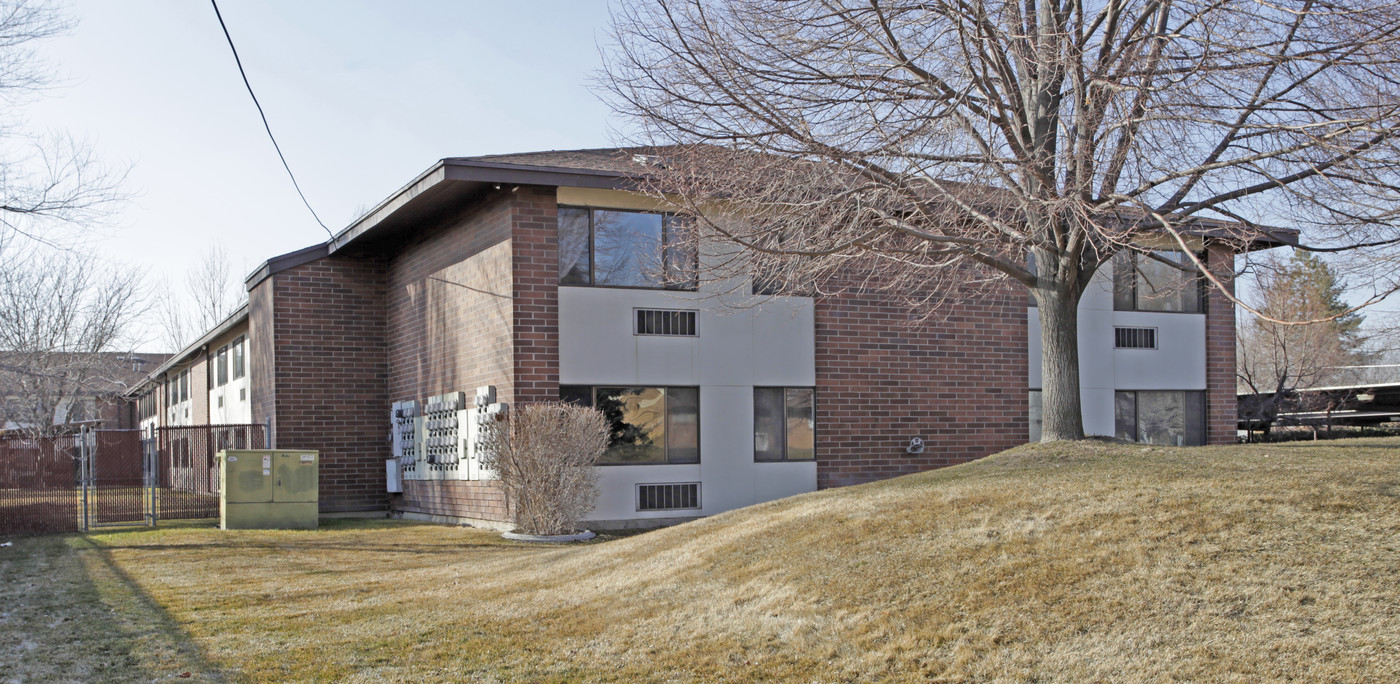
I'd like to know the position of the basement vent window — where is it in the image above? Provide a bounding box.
[635,309,697,337]
[1114,327,1157,349]
[637,483,700,511]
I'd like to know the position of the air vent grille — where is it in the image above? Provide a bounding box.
[637,483,701,511]
[635,309,697,336]
[1114,327,1157,349]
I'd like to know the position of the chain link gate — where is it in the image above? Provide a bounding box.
[0,423,269,535]
[78,424,269,530]
[78,427,151,529]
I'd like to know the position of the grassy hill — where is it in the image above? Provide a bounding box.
[3,439,1399,681]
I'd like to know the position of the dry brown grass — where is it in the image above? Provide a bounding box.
[3,438,1399,682]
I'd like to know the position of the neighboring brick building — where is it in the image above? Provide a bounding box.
[1,351,168,433]
[127,148,1285,526]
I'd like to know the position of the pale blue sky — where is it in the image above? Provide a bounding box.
[24,0,1394,346]
[29,0,619,322]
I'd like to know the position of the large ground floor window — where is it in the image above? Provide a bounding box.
[1029,390,1043,442]
[560,386,699,464]
[1115,390,1206,446]
[1028,389,1206,445]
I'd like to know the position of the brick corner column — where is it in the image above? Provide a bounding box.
[1204,244,1238,445]
[509,186,560,407]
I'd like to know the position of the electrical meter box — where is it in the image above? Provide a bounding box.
[219,449,319,530]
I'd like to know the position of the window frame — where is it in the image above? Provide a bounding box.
[557,205,698,291]
[1028,389,1042,442]
[216,345,229,387]
[1114,389,1206,446]
[753,386,817,462]
[560,385,702,465]
[231,335,246,379]
[1112,250,1208,314]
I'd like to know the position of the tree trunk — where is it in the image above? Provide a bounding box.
[1036,288,1086,441]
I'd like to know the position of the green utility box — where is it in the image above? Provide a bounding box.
[219,449,319,530]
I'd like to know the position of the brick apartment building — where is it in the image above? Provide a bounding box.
[127,148,1284,527]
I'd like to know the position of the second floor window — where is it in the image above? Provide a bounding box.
[558,206,697,290]
[232,336,246,379]
[216,345,229,386]
[1113,250,1206,313]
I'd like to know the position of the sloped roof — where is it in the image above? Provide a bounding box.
[123,305,250,396]
[446,146,679,175]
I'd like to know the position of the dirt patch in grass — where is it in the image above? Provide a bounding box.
[4,439,1400,681]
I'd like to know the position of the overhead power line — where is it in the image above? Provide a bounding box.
[209,0,333,239]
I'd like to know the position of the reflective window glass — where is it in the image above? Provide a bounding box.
[232,336,246,379]
[785,388,815,461]
[1029,390,1043,442]
[595,387,667,464]
[558,207,591,286]
[1116,390,1206,446]
[216,346,228,386]
[667,387,700,463]
[753,388,785,462]
[594,210,665,288]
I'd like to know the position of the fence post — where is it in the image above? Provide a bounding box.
[80,425,89,532]
[265,417,274,449]
[147,423,158,528]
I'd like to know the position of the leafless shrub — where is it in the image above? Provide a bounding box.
[480,402,610,536]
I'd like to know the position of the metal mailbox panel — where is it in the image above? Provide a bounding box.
[273,451,318,503]
[221,450,273,504]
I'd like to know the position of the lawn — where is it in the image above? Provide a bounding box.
[3,438,1399,682]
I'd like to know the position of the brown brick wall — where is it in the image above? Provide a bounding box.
[1205,244,1238,445]
[97,395,134,429]
[387,186,561,523]
[386,191,515,404]
[814,287,1029,489]
[249,280,276,432]
[509,185,560,406]
[265,255,390,513]
[384,187,562,523]
[400,480,508,522]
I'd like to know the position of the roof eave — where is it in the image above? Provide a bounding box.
[125,305,251,396]
[325,159,639,255]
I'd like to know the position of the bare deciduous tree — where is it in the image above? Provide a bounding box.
[0,1,139,436]
[480,403,610,535]
[601,0,1400,441]
[0,0,124,248]
[155,243,247,352]
[1238,251,1372,434]
[0,246,145,436]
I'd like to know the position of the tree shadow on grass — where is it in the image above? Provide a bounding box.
[0,534,224,682]
[77,534,227,681]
